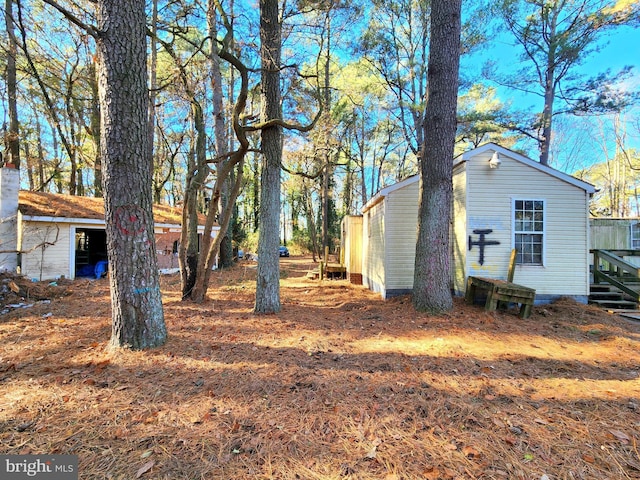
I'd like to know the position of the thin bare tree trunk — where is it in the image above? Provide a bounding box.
[185,4,250,302]
[88,62,102,196]
[208,0,233,269]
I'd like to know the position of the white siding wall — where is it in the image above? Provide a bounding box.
[362,200,386,295]
[0,168,20,272]
[465,152,590,297]
[452,166,468,294]
[384,181,420,291]
[20,221,72,281]
[342,215,363,276]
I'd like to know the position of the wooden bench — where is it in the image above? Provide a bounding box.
[464,248,536,319]
[465,276,536,318]
[318,262,347,280]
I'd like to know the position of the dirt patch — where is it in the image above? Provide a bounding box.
[0,257,638,479]
[0,272,75,315]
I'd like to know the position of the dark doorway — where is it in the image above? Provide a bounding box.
[75,228,108,277]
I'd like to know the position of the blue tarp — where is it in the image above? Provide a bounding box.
[77,261,108,279]
[94,261,108,279]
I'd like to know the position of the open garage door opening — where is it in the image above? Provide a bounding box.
[75,228,108,278]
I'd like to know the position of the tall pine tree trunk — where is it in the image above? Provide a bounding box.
[4,0,20,168]
[412,0,461,313]
[96,0,166,349]
[147,0,158,172]
[255,0,282,314]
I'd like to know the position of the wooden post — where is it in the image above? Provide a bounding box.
[507,248,517,283]
[319,261,324,280]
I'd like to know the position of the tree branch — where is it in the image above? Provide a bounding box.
[40,0,98,37]
[0,224,60,255]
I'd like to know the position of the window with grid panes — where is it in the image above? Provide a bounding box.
[514,199,544,265]
[631,222,640,249]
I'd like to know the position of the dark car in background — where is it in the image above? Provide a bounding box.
[279,246,290,257]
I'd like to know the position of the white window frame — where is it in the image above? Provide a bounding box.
[631,222,640,249]
[512,199,545,266]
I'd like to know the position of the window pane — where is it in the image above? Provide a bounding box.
[514,199,544,264]
[632,223,640,249]
[515,232,543,265]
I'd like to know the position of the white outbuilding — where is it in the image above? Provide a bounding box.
[358,143,596,303]
[0,167,216,281]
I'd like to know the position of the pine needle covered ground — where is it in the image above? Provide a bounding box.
[0,257,638,479]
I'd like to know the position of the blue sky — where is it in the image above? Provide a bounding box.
[2,3,636,179]
[464,22,640,173]
[591,25,640,82]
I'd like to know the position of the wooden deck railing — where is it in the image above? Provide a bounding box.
[591,249,640,302]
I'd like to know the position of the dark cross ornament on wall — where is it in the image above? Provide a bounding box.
[468,229,500,265]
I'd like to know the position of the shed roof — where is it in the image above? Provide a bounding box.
[362,175,419,214]
[454,143,596,194]
[18,191,203,226]
[361,143,596,215]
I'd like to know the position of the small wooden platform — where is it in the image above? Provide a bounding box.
[307,263,347,280]
[465,276,536,319]
[323,264,346,280]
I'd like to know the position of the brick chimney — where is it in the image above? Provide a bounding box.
[0,166,20,272]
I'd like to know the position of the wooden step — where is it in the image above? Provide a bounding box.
[615,310,640,321]
[590,284,640,298]
[589,281,640,310]
[588,299,639,309]
[591,281,640,289]
[589,291,624,301]
[590,284,616,293]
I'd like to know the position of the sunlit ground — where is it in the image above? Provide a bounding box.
[0,258,638,479]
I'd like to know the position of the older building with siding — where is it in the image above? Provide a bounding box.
[361,176,420,298]
[357,143,596,303]
[0,167,215,281]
